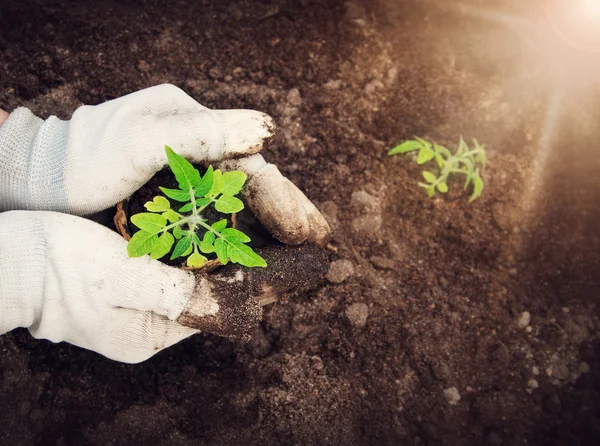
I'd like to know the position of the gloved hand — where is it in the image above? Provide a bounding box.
[0,84,331,363]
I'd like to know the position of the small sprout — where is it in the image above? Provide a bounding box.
[388,136,487,202]
[127,146,266,268]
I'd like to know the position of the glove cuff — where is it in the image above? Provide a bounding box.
[0,108,70,212]
[0,211,46,334]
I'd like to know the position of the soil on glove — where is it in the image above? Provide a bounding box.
[1,0,600,445]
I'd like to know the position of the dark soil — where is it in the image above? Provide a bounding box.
[1,0,600,445]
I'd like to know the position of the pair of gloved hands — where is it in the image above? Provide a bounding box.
[0,84,330,363]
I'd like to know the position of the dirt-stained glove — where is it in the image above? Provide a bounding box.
[0,84,330,245]
[0,211,265,363]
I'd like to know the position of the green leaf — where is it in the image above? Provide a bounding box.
[414,136,432,148]
[165,146,201,191]
[419,183,436,198]
[215,196,244,214]
[150,232,175,260]
[212,219,227,232]
[203,231,215,245]
[469,173,484,203]
[160,187,191,202]
[195,165,214,197]
[433,143,452,158]
[422,171,437,183]
[170,236,192,260]
[195,197,212,208]
[417,147,435,165]
[145,196,171,212]
[435,154,444,169]
[222,171,247,196]
[178,203,194,213]
[173,226,185,239]
[130,213,167,234]
[457,136,468,155]
[162,209,180,223]
[222,227,251,243]
[208,169,223,196]
[187,251,207,268]
[228,243,267,267]
[437,181,449,193]
[199,241,214,254]
[214,238,228,264]
[387,140,421,155]
[127,231,159,257]
[182,244,193,257]
[192,233,202,247]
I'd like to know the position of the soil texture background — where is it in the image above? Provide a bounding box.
[1,0,599,445]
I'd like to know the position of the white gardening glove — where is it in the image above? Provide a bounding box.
[0,84,329,245]
[0,211,264,363]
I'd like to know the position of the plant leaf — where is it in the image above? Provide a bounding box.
[208,169,223,196]
[145,196,171,212]
[165,146,201,191]
[130,213,167,234]
[228,242,267,267]
[215,196,244,214]
[187,251,207,268]
[159,187,190,202]
[162,209,180,223]
[173,226,185,239]
[195,165,214,197]
[127,231,159,257]
[387,140,421,155]
[195,197,212,208]
[437,181,448,193]
[422,171,437,183]
[199,241,214,254]
[170,236,192,260]
[469,173,484,203]
[214,238,228,264]
[192,233,202,247]
[222,171,247,196]
[414,136,432,148]
[221,227,251,243]
[178,203,194,213]
[203,231,215,245]
[182,244,193,257]
[150,232,175,260]
[212,219,227,232]
[417,147,435,165]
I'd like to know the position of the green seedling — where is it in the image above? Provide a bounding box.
[388,136,486,202]
[127,146,266,268]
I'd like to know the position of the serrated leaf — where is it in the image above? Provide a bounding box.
[417,147,435,165]
[212,219,227,232]
[387,140,421,155]
[214,238,228,264]
[422,171,437,183]
[127,231,159,257]
[162,209,180,223]
[165,146,201,191]
[208,169,223,196]
[178,203,194,213]
[130,213,167,234]
[221,227,251,243]
[228,243,267,267]
[187,251,207,268]
[203,231,215,245]
[195,165,214,198]
[159,187,191,202]
[199,241,214,254]
[437,181,448,193]
[145,196,171,212]
[150,232,175,260]
[170,236,192,260]
[173,226,185,239]
[195,197,212,208]
[215,196,244,214]
[469,173,484,203]
[192,233,202,247]
[222,171,247,196]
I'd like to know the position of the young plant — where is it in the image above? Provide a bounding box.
[127,146,266,268]
[388,136,486,202]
